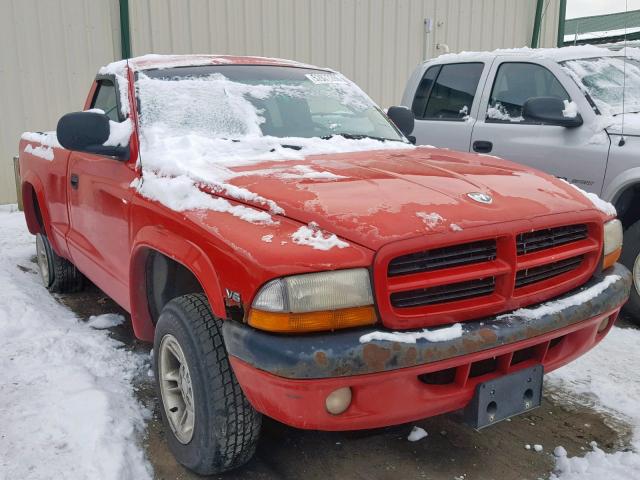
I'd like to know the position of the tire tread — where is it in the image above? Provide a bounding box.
[159,293,261,473]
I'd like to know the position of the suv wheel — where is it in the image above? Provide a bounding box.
[153,293,261,474]
[35,233,83,293]
[621,220,640,324]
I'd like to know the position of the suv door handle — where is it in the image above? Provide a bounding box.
[70,174,79,189]
[473,140,493,153]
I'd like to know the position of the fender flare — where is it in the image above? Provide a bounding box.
[129,225,226,342]
[19,173,61,251]
[601,167,640,204]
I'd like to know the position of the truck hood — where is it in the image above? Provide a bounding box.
[222,147,598,250]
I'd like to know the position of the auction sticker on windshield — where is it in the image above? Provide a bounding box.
[305,73,347,84]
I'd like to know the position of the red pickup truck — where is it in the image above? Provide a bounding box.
[18,55,631,475]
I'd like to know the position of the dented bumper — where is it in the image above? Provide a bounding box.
[223,264,631,380]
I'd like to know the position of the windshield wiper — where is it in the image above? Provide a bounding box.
[322,133,402,142]
[613,110,640,116]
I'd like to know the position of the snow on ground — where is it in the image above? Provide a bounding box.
[87,313,126,329]
[0,208,152,480]
[407,426,428,442]
[547,325,640,479]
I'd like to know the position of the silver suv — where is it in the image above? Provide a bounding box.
[400,45,640,320]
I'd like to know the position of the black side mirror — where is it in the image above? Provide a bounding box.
[522,97,583,128]
[387,106,415,141]
[57,111,128,158]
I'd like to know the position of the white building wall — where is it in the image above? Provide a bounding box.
[0,0,559,204]
[0,0,121,204]
[129,0,560,108]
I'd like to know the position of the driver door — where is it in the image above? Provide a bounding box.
[66,76,136,309]
[470,58,609,194]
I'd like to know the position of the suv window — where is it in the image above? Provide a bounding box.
[413,63,484,121]
[91,79,120,121]
[488,62,570,122]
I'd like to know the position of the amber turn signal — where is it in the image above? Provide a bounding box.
[602,246,622,270]
[248,305,377,333]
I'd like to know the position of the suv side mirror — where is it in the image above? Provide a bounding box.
[57,111,128,158]
[387,106,415,142]
[522,97,583,128]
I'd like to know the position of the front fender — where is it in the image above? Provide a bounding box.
[19,172,69,256]
[129,225,226,342]
[602,166,640,204]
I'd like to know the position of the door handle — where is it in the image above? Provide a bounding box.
[70,174,79,189]
[473,140,493,153]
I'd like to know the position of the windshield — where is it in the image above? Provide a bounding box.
[561,56,640,116]
[137,65,405,142]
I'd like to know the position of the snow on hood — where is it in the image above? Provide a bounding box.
[133,70,413,236]
[215,148,604,249]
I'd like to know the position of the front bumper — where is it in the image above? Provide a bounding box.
[224,264,631,430]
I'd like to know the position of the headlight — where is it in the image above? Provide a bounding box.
[249,268,376,333]
[602,219,623,270]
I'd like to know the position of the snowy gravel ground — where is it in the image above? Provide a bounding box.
[1,205,639,480]
[547,325,640,479]
[0,206,152,480]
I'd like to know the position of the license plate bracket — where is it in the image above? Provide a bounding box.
[464,365,543,429]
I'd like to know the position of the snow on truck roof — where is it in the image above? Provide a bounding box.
[431,44,640,64]
[99,54,324,74]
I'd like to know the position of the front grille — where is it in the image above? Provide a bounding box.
[388,240,497,277]
[382,220,599,325]
[515,255,584,288]
[517,224,588,255]
[390,277,495,308]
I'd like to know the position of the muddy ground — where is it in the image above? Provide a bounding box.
[58,281,636,480]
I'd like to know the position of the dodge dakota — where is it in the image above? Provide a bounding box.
[18,54,631,475]
[400,45,640,321]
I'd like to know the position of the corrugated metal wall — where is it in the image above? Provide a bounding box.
[0,0,121,204]
[0,0,559,204]
[129,0,560,108]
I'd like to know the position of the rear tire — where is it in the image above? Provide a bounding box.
[153,293,261,475]
[35,233,83,293]
[621,220,640,325]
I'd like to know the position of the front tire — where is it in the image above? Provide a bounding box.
[621,220,640,324]
[153,293,261,475]
[35,233,83,293]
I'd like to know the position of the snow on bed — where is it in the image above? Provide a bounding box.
[547,325,640,479]
[21,131,61,161]
[291,222,349,250]
[0,209,152,480]
[360,322,463,344]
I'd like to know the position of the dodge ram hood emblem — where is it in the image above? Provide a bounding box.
[467,192,493,204]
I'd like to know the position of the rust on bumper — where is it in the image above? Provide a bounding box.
[222,264,631,379]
